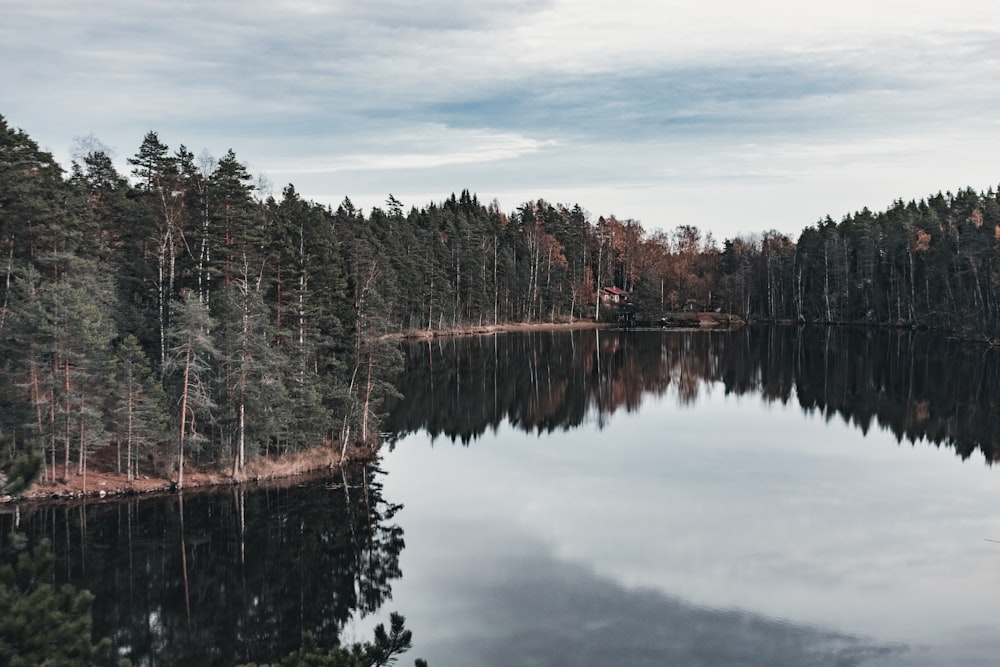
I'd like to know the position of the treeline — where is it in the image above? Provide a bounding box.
[2,114,999,485]
[719,193,1000,336]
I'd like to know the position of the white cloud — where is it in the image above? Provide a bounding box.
[3,0,1000,240]
[511,0,1000,66]
[277,126,554,174]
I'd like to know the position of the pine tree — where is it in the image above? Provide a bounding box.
[0,536,120,666]
[128,132,188,372]
[236,612,425,667]
[165,291,217,489]
[108,335,168,482]
[216,277,289,473]
[6,265,116,484]
[0,437,42,497]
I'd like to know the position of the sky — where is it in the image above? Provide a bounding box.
[3,0,1000,240]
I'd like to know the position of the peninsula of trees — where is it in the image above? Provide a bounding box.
[2,114,999,492]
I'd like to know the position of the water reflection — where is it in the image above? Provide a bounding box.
[0,465,403,667]
[423,542,909,667]
[385,327,1000,463]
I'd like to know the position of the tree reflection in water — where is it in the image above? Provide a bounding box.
[0,464,404,667]
[384,326,1000,463]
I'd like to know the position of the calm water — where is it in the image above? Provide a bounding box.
[378,327,1000,666]
[4,326,1000,665]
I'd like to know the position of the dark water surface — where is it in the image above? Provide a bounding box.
[5,326,1000,665]
[1,468,404,666]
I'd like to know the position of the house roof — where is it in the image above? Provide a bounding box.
[601,286,628,296]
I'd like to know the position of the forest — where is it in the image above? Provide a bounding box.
[2,112,1000,489]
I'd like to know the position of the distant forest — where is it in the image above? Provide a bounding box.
[2,114,999,485]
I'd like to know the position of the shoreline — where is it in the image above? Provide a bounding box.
[389,318,613,340]
[387,314,746,339]
[8,316,726,506]
[7,444,377,507]
[10,321,615,507]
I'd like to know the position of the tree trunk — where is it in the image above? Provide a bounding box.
[126,386,134,483]
[823,240,832,322]
[28,360,46,481]
[493,235,499,325]
[234,401,245,477]
[177,342,191,490]
[63,359,71,478]
[298,221,306,346]
[78,395,85,476]
[361,352,373,444]
[79,414,86,493]
[158,248,167,373]
[49,392,56,481]
[0,243,12,331]
[427,277,434,331]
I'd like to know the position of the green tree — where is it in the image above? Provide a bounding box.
[0,535,122,666]
[6,266,116,484]
[0,438,42,497]
[108,334,168,482]
[128,132,189,372]
[165,291,217,489]
[269,186,349,447]
[238,612,425,667]
[339,222,403,454]
[216,278,289,472]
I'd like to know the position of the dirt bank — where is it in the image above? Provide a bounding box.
[391,319,612,340]
[7,443,377,506]
[390,315,744,339]
[656,312,746,329]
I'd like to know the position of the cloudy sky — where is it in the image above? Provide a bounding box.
[3,0,999,239]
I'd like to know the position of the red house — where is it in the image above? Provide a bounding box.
[599,286,629,304]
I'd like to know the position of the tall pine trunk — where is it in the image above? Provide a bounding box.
[177,342,191,490]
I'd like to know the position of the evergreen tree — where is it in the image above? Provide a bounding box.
[6,266,116,483]
[165,291,217,489]
[215,278,290,472]
[203,149,259,293]
[0,536,121,666]
[237,612,425,667]
[108,334,169,482]
[128,132,188,372]
[0,437,42,497]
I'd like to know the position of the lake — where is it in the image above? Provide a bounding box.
[5,326,1000,666]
